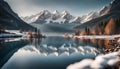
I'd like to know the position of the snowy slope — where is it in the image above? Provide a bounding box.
[22,4,111,24]
[22,10,80,24]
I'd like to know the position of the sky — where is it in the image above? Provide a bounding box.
[5,0,113,17]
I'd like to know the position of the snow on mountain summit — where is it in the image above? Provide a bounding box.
[84,11,100,21]
[99,6,110,16]
[70,17,81,23]
[61,10,74,23]
[22,5,110,24]
[53,10,59,14]
[21,10,101,24]
[51,10,60,20]
[37,10,51,21]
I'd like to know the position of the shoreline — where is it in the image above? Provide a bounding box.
[0,34,22,38]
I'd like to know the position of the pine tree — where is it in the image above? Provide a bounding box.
[84,27,90,35]
[87,28,90,35]
[115,17,120,27]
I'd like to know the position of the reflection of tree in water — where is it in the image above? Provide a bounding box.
[28,38,42,47]
[28,38,33,44]
[65,37,75,46]
[0,39,5,50]
[73,37,115,50]
[35,38,42,47]
[104,39,115,49]
[97,39,104,48]
[74,37,80,46]
[89,38,115,49]
[19,39,27,44]
[79,38,91,46]
[90,38,97,44]
[0,39,5,45]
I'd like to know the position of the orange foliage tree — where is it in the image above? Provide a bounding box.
[28,30,32,35]
[75,29,81,36]
[104,18,116,35]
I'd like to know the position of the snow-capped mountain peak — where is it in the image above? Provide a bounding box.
[70,16,81,23]
[22,2,112,24]
[61,10,73,21]
[53,10,59,14]
[79,11,100,22]
[41,10,50,14]
[62,10,70,15]
[22,10,99,24]
[51,10,60,20]
[37,10,51,21]
[99,6,110,16]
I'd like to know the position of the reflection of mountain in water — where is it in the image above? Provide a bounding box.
[0,39,29,67]
[0,36,117,69]
[19,45,101,56]
[26,37,105,56]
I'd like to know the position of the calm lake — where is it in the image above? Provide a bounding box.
[0,24,113,69]
[1,35,112,69]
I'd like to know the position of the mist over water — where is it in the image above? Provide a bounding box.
[31,23,78,34]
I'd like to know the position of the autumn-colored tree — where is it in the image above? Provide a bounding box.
[92,21,107,35]
[28,30,32,35]
[104,18,116,35]
[80,31,87,43]
[80,30,87,36]
[92,25,101,35]
[90,30,96,35]
[75,29,81,36]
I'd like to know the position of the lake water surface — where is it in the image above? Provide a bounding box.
[0,24,114,69]
[1,35,110,69]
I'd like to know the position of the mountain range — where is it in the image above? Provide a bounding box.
[0,0,35,30]
[1,0,119,32]
[75,0,120,30]
[22,5,110,24]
